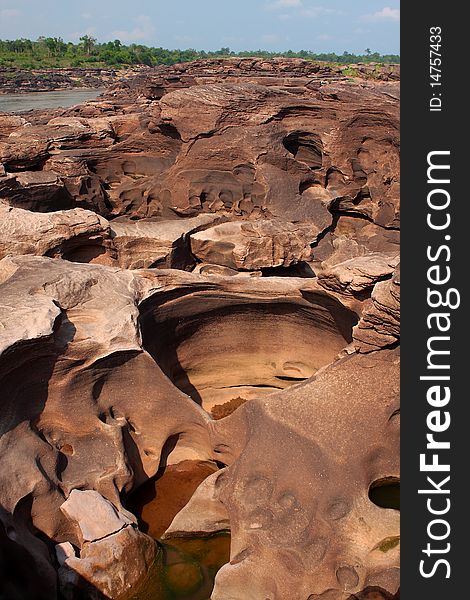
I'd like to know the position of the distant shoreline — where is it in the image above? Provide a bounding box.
[0,59,399,95]
[0,66,145,94]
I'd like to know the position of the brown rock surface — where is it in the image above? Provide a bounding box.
[318,254,399,296]
[353,265,400,352]
[0,66,147,94]
[0,201,113,262]
[111,213,219,269]
[208,350,400,600]
[59,526,157,600]
[190,219,321,271]
[163,470,230,538]
[58,490,156,599]
[138,272,358,411]
[0,59,400,600]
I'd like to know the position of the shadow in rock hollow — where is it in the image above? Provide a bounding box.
[0,314,76,437]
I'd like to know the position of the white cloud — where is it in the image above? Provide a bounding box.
[0,8,21,18]
[69,26,97,41]
[268,3,342,19]
[110,15,156,43]
[362,7,400,22]
[269,0,303,8]
[300,7,343,18]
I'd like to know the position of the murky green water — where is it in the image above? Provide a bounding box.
[128,533,231,600]
[0,89,103,113]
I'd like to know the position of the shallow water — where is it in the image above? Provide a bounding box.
[128,533,231,600]
[127,461,219,539]
[0,89,104,113]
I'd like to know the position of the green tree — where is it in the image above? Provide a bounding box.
[79,35,97,56]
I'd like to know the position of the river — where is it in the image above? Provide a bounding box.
[0,89,104,113]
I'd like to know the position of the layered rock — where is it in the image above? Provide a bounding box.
[0,66,147,94]
[0,202,113,263]
[353,265,400,352]
[0,256,217,597]
[111,213,219,270]
[138,272,358,411]
[1,61,398,229]
[190,219,321,271]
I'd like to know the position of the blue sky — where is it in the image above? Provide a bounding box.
[0,1,400,54]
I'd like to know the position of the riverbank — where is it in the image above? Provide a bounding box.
[0,65,149,94]
[0,89,105,113]
[0,60,399,95]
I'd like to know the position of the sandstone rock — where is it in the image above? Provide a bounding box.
[111,213,219,270]
[311,216,399,281]
[353,266,400,352]
[58,490,156,598]
[0,114,29,138]
[159,83,284,142]
[190,220,320,271]
[0,137,50,171]
[138,270,359,411]
[1,62,398,226]
[209,350,400,600]
[0,170,71,211]
[0,256,216,597]
[55,541,76,566]
[60,489,134,546]
[0,66,147,94]
[163,470,230,537]
[318,253,399,296]
[127,460,219,540]
[59,526,157,599]
[193,263,262,277]
[0,202,113,263]
[0,59,400,600]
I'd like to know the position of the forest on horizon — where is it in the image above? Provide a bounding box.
[0,36,400,69]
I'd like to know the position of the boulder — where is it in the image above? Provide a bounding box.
[111,213,219,269]
[0,202,113,263]
[190,220,321,271]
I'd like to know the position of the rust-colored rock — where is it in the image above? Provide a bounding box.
[190,219,321,271]
[0,59,400,600]
[208,350,400,600]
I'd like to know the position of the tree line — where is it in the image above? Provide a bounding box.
[0,37,399,69]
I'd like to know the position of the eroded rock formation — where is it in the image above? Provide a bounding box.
[0,59,400,600]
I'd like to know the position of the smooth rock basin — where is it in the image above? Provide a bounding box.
[140,292,357,412]
[125,461,230,600]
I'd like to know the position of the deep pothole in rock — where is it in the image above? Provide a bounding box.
[128,532,231,600]
[369,478,400,511]
[125,460,230,600]
[139,293,357,413]
[127,461,219,540]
